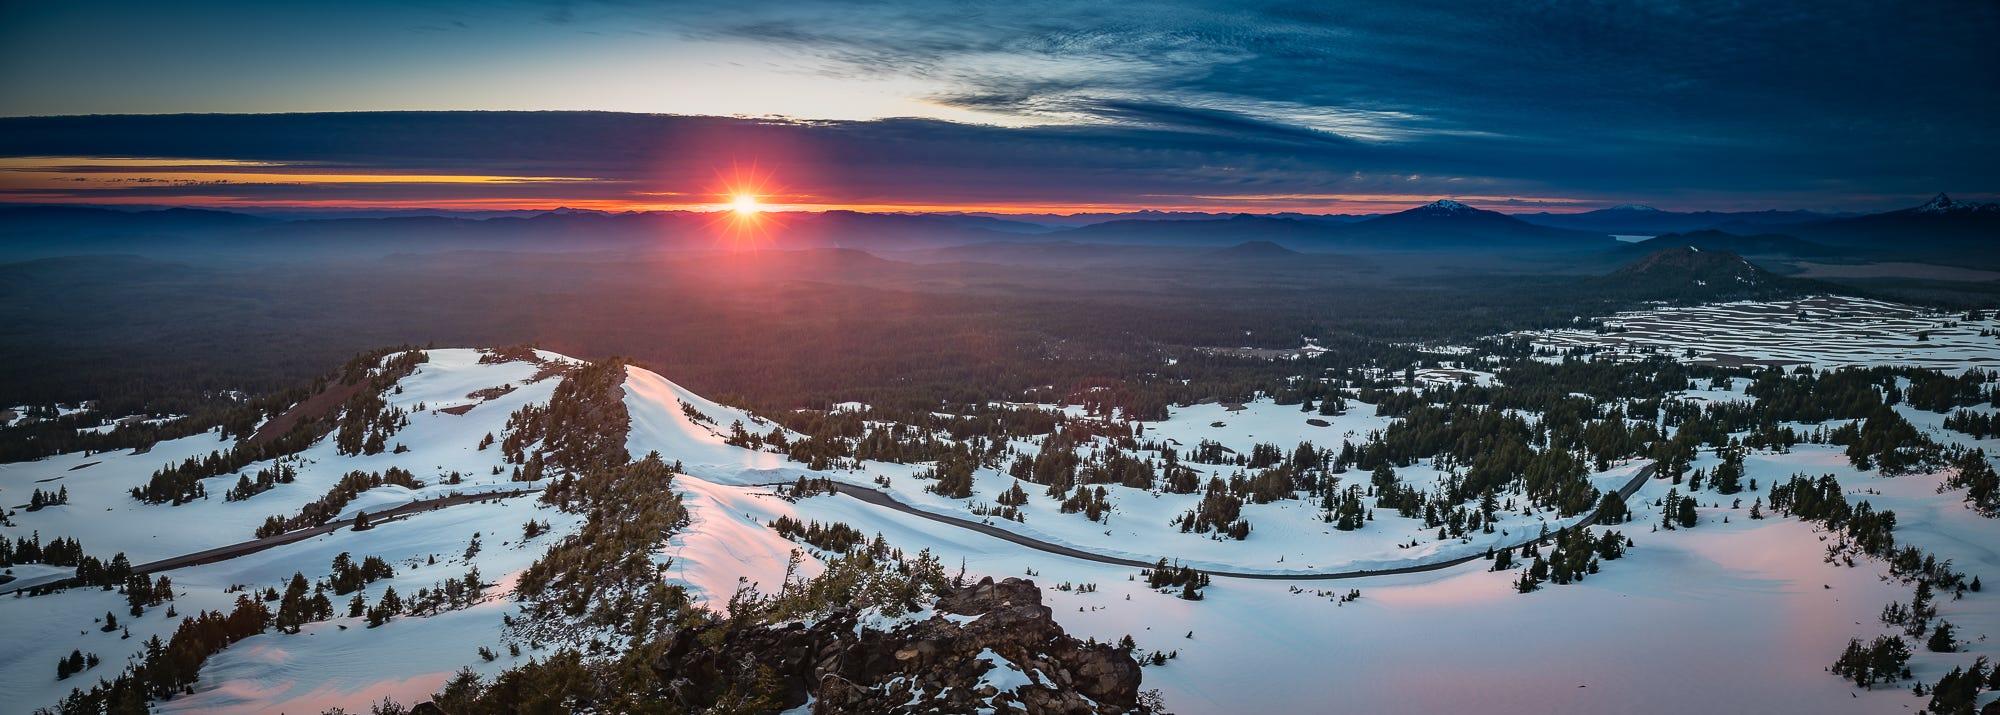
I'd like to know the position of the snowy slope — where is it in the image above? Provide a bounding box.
[3,343,1998,714]
[0,349,565,562]
[622,364,807,484]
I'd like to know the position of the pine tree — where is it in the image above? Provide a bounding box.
[1927,620,1958,652]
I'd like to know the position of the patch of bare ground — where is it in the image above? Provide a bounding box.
[467,385,515,402]
[477,345,573,382]
[247,378,368,447]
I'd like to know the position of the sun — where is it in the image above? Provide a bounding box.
[699,163,788,245]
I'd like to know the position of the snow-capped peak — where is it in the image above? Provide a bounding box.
[1917,193,1958,213]
[1413,199,1477,215]
[1910,192,2000,215]
[1606,203,1660,212]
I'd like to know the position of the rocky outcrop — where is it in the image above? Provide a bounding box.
[652,577,1148,714]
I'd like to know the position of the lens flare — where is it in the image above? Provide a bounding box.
[700,163,788,246]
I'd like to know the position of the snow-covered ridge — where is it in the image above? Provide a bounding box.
[622,364,806,484]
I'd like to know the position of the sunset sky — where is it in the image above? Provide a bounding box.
[2,1,1995,214]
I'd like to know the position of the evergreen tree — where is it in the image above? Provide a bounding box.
[1927,620,1958,653]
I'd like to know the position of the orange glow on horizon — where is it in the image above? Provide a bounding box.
[0,156,1614,215]
[0,193,1613,215]
[0,156,1621,214]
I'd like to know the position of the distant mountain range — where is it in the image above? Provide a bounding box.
[0,205,275,233]
[0,206,1020,258]
[1054,200,1615,252]
[1785,193,2000,255]
[1516,204,1844,235]
[1,194,1991,262]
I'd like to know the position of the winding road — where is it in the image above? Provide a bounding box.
[4,462,1655,595]
[800,461,1659,581]
[0,487,540,595]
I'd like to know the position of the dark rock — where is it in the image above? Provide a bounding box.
[645,577,1149,714]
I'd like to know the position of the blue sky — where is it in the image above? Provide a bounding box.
[1,1,1994,213]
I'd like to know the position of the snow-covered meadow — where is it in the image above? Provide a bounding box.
[1498,295,2000,372]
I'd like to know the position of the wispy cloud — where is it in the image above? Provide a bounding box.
[0,1,1992,210]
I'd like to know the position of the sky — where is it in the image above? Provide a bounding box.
[0,0,1995,214]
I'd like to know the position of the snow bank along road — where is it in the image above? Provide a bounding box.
[0,488,541,595]
[802,461,1659,581]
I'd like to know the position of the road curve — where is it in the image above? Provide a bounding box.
[3,463,1655,594]
[0,487,540,595]
[807,462,1657,581]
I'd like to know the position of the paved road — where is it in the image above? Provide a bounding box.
[0,487,540,595]
[2,462,1655,594]
[809,462,1658,581]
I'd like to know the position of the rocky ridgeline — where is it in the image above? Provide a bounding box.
[414,577,1147,714]
[680,576,1144,714]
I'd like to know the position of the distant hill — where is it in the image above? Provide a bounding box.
[1206,240,1303,259]
[1615,246,1770,284]
[961,209,1315,228]
[1788,194,2000,260]
[1056,214,1341,247]
[1336,200,1616,250]
[902,239,1200,266]
[880,212,1059,234]
[1622,229,1837,258]
[1518,205,1837,235]
[1594,245,1819,301]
